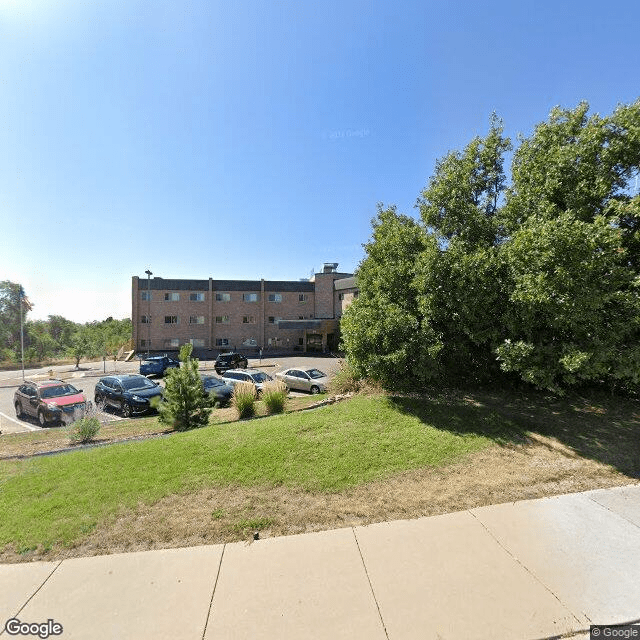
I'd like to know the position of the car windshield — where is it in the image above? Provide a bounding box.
[202,376,224,388]
[306,369,326,379]
[40,384,79,399]
[121,377,157,391]
[251,372,271,383]
[141,360,157,366]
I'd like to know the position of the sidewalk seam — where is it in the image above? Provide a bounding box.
[0,560,63,637]
[586,492,640,531]
[201,544,226,640]
[351,527,390,640]
[467,509,587,627]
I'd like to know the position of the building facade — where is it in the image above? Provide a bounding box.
[132,264,358,355]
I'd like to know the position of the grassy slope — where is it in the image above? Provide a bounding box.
[0,396,494,552]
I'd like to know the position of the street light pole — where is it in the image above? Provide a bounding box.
[19,286,25,381]
[145,270,152,357]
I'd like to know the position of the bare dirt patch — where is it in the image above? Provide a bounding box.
[4,435,632,564]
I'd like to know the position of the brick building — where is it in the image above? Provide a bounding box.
[132,263,358,355]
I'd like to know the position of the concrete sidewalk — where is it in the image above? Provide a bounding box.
[1,485,639,639]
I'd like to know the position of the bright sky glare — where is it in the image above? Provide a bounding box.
[1,0,639,322]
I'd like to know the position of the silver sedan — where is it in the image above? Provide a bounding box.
[275,368,328,394]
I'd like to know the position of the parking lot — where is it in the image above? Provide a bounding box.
[0,354,342,435]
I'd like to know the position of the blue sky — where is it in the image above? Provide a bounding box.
[1,0,639,322]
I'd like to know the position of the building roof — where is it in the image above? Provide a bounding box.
[136,277,316,293]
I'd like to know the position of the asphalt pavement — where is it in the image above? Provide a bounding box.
[1,484,639,639]
[0,355,341,435]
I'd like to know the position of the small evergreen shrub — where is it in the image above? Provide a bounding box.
[68,417,101,444]
[261,380,288,414]
[157,343,212,431]
[233,382,257,419]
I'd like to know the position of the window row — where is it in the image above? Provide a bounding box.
[140,316,205,324]
[143,313,314,325]
[141,292,205,302]
[142,292,310,302]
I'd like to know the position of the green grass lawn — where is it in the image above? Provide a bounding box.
[2,389,638,557]
[0,395,496,553]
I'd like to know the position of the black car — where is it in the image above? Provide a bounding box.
[200,375,234,406]
[214,352,248,375]
[95,374,164,417]
[139,355,180,377]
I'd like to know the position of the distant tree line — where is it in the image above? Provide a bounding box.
[341,101,640,394]
[0,282,131,367]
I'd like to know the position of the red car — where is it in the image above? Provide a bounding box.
[14,379,89,427]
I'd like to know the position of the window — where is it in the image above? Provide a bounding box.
[298,338,304,345]
[165,316,178,324]
[189,316,205,324]
[164,292,180,301]
[243,316,256,324]
[164,339,180,348]
[190,338,205,347]
[216,338,229,347]
[140,339,148,348]
[215,315,230,324]
[298,294,308,302]
[243,293,258,302]
[189,292,205,301]
[298,316,304,320]
[141,291,151,301]
[216,292,231,302]
[268,293,282,303]
[141,315,151,324]
[338,293,344,300]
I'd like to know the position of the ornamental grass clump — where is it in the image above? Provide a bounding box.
[261,380,288,414]
[232,381,257,419]
[68,417,101,444]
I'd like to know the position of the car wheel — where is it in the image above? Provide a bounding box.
[38,410,48,427]
[15,401,23,418]
[310,385,320,395]
[122,403,132,418]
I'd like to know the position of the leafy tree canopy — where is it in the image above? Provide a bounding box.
[343,100,640,393]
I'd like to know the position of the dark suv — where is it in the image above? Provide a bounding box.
[14,379,89,427]
[139,355,180,377]
[214,352,248,375]
[95,374,164,417]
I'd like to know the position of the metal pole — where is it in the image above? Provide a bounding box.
[19,288,25,381]
[145,270,152,356]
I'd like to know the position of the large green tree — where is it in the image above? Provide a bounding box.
[343,100,640,393]
[0,281,32,362]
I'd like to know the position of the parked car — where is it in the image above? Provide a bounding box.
[139,355,180,377]
[275,368,328,394]
[200,375,234,406]
[95,374,164,417]
[221,369,273,394]
[214,352,248,375]
[14,379,89,427]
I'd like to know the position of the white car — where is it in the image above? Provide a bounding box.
[221,369,273,394]
[275,368,328,394]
